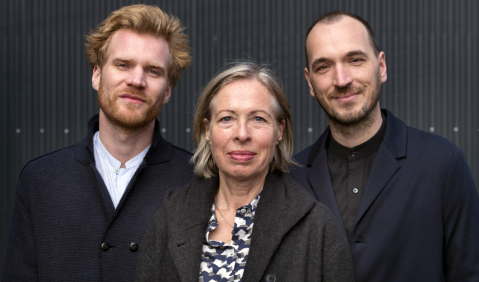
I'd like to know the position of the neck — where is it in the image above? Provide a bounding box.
[329,104,382,148]
[98,110,154,168]
[215,170,268,211]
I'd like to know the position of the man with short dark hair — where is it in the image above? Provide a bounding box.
[2,4,194,281]
[291,11,479,282]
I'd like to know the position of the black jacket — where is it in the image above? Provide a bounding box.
[291,109,479,282]
[2,115,195,282]
[135,172,355,282]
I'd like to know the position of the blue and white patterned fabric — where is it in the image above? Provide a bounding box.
[199,193,261,282]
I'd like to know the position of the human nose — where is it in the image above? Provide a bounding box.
[126,67,146,88]
[332,64,353,87]
[234,120,251,143]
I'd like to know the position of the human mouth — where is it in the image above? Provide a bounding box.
[228,151,256,161]
[118,93,146,104]
[335,93,358,103]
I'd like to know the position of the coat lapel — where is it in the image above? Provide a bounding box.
[352,143,400,231]
[243,173,316,282]
[169,227,207,282]
[306,130,346,234]
[307,151,346,234]
[352,110,407,233]
[167,177,217,282]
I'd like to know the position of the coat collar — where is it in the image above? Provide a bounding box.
[306,109,407,236]
[166,172,317,282]
[74,114,172,166]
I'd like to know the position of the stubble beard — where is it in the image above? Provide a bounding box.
[97,79,164,130]
[313,68,382,129]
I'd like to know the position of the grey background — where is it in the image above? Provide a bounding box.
[1,0,478,274]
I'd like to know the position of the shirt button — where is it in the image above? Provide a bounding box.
[241,208,247,214]
[353,188,359,194]
[351,152,357,157]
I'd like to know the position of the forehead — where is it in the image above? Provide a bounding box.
[106,29,169,66]
[306,17,374,62]
[210,79,275,113]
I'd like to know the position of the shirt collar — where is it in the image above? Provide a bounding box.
[327,112,387,161]
[82,114,169,165]
[93,131,150,169]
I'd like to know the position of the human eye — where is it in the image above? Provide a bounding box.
[117,63,128,70]
[148,69,159,76]
[315,64,330,73]
[254,116,264,122]
[220,116,232,122]
[350,58,364,64]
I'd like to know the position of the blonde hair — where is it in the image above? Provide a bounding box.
[191,61,296,178]
[85,4,191,87]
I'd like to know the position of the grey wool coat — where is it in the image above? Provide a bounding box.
[135,172,355,282]
[2,115,195,282]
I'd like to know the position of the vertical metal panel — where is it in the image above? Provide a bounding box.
[1,0,478,274]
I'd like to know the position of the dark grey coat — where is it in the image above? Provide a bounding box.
[135,172,354,282]
[2,115,195,282]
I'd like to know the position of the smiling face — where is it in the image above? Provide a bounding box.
[92,29,172,129]
[304,16,387,126]
[205,79,285,182]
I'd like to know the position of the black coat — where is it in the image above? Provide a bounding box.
[2,115,195,282]
[291,109,479,282]
[135,172,355,282]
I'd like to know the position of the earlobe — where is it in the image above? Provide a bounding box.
[92,66,101,91]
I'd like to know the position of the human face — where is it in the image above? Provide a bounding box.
[205,79,285,182]
[92,29,172,129]
[304,16,387,126]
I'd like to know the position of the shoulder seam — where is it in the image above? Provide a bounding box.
[18,144,76,180]
[171,144,193,155]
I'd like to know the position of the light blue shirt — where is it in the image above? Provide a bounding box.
[93,131,150,208]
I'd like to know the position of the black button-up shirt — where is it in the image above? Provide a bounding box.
[326,113,387,237]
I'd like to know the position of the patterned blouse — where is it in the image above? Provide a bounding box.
[199,193,261,282]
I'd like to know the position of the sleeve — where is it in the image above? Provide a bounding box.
[1,181,38,281]
[443,148,479,281]
[319,205,355,282]
[135,203,169,282]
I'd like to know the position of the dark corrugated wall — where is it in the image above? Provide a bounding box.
[1,0,478,273]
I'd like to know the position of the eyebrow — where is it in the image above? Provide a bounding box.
[345,50,369,58]
[215,109,273,117]
[113,57,165,71]
[310,50,370,69]
[250,110,273,118]
[310,57,329,69]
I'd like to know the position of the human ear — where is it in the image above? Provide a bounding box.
[276,119,285,144]
[204,118,210,142]
[378,52,387,83]
[92,65,101,91]
[163,82,173,104]
[304,68,315,98]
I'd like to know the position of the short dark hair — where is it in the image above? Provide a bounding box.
[304,11,380,68]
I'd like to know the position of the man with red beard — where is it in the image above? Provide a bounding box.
[291,11,479,282]
[2,5,194,282]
